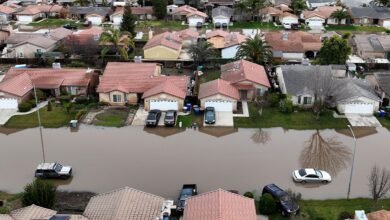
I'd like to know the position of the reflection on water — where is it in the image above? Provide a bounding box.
[299,130,351,177]
[0,127,23,135]
[251,129,270,145]
[198,127,238,138]
[144,127,185,137]
[335,127,378,139]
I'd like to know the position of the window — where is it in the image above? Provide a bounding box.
[303,97,312,105]
[256,88,262,96]
[112,94,122,103]
[36,49,41,53]
[298,96,301,104]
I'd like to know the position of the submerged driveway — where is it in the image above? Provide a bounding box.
[346,114,382,127]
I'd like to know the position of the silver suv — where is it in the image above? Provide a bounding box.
[35,162,72,179]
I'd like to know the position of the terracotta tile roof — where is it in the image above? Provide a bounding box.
[261,6,283,15]
[303,6,342,19]
[265,31,322,52]
[131,6,153,15]
[223,32,247,48]
[15,35,57,49]
[83,186,165,220]
[175,28,199,40]
[0,72,33,97]
[367,210,390,220]
[78,26,104,36]
[183,188,257,220]
[198,79,239,100]
[49,27,73,40]
[0,5,16,14]
[10,204,57,220]
[280,11,298,18]
[144,32,182,51]
[206,29,230,39]
[5,33,43,44]
[98,62,188,96]
[187,10,208,18]
[221,60,271,87]
[142,77,188,99]
[15,6,40,15]
[172,5,198,16]
[16,4,63,15]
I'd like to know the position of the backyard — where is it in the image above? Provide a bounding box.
[234,104,349,130]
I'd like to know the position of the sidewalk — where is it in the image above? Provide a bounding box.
[0,101,48,125]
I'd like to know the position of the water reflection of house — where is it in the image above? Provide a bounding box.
[335,127,378,139]
[144,127,185,137]
[0,127,22,135]
[199,126,238,137]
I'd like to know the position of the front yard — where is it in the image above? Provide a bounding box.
[325,25,387,33]
[234,104,349,130]
[93,108,130,127]
[29,19,81,28]
[230,21,281,31]
[377,117,390,129]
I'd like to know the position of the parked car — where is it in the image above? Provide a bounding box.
[204,107,216,124]
[146,110,161,127]
[164,110,177,127]
[177,184,198,212]
[215,22,221,29]
[222,23,228,29]
[35,162,72,179]
[262,184,299,216]
[196,22,203,29]
[83,20,91,27]
[291,23,299,30]
[63,23,78,30]
[292,168,331,183]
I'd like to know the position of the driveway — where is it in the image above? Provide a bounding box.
[0,109,18,125]
[204,111,234,127]
[346,114,382,127]
[131,108,166,126]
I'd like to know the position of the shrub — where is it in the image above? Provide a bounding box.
[267,93,280,107]
[0,206,10,214]
[98,101,110,106]
[58,95,72,103]
[47,101,52,111]
[22,179,56,208]
[35,89,46,100]
[243,192,254,198]
[342,32,351,39]
[87,102,99,109]
[67,61,87,67]
[75,96,89,104]
[76,109,87,120]
[29,99,37,108]
[338,211,354,220]
[18,102,32,112]
[258,193,277,215]
[279,98,293,113]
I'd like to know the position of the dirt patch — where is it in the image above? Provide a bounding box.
[54,191,96,214]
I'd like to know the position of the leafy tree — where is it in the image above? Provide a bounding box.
[73,0,90,6]
[188,40,216,67]
[100,28,135,60]
[22,180,56,208]
[317,36,351,65]
[243,191,254,198]
[234,1,248,21]
[236,34,273,65]
[120,6,137,37]
[330,9,350,25]
[291,0,307,14]
[258,193,277,214]
[152,0,167,19]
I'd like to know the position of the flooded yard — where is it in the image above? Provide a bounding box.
[0,126,389,200]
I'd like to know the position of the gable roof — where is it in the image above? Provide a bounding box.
[131,6,153,15]
[15,35,57,49]
[374,72,390,95]
[0,71,33,97]
[187,10,208,18]
[49,27,73,40]
[353,34,390,53]
[280,11,298,18]
[261,6,283,15]
[5,33,43,44]
[303,6,342,19]
[172,5,198,16]
[10,204,57,220]
[350,6,390,19]
[16,4,63,15]
[223,32,247,48]
[142,78,188,99]
[175,28,199,40]
[331,78,380,102]
[183,188,257,220]
[212,6,233,18]
[265,31,322,53]
[83,186,165,220]
[221,60,271,87]
[143,32,182,51]
[206,29,230,39]
[198,79,239,100]
[0,5,16,14]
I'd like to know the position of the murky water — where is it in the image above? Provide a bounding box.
[0,126,389,200]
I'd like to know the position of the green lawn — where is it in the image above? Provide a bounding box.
[93,108,129,127]
[231,22,281,31]
[377,117,390,129]
[5,106,76,129]
[325,25,387,33]
[30,19,81,28]
[199,68,220,84]
[137,20,186,30]
[234,104,349,129]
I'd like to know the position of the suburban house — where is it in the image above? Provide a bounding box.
[264,31,322,60]
[302,6,346,29]
[69,7,112,26]
[167,4,178,15]
[261,6,284,22]
[352,34,390,60]
[306,0,336,9]
[204,0,235,7]
[97,62,189,111]
[0,25,11,45]
[183,189,257,220]
[205,31,246,59]
[280,12,299,25]
[199,79,240,112]
[350,6,390,28]
[15,4,63,24]
[373,72,390,106]
[0,5,16,22]
[276,65,381,114]
[0,67,98,104]
[211,6,233,26]
[206,29,230,48]
[131,6,155,20]
[172,5,208,26]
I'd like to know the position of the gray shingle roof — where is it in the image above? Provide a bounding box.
[375,72,390,95]
[212,6,233,18]
[308,0,335,4]
[69,7,112,16]
[330,78,380,102]
[350,6,390,19]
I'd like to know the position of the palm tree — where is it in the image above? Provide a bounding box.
[331,9,350,25]
[99,28,135,60]
[291,0,307,15]
[235,34,273,66]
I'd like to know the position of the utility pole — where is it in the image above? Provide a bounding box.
[347,124,356,200]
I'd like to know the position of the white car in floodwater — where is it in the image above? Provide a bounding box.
[292,168,332,183]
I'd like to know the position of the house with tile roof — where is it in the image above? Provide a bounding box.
[220,32,247,59]
[172,5,208,26]
[69,7,112,26]
[111,6,155,26]
[199,79,240,112]
[350,6,390,28]
[0,5,16,22]
[15,4,64,24]
[302,6,346,29]
[183,188,257,220]
[264,31,322,61]
[0,67,98,103]
[205,29,230,48]
[97,62,189,110]
[212,6,233,25]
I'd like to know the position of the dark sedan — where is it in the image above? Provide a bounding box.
[146,110,161,127]
[204,107,216,124]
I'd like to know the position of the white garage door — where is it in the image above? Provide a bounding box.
[205,100,232,112]
[0,98,18,109]
[308,20,323,27]
[383,20,390,28]
[188,17,203,26]
[87,16,103,25]
[150,100,178,111]
[213,17,229,25]
[345,103,374,114]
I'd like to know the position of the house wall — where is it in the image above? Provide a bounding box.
[234,80,269,100]
[0,90,32,104]
[379,18,390,28]
[292,94,315,107]
[62,86,88,96]
[207,36,225,49]
[99,91,138,105]
[212,16,229,24]
[276,67,287,94]
[327,18,346,25]
[200,94,238,111]
[86,15,104,25]
[14,43,56,58]
[306,16,325,26]
[188,16,204,26]
[111,14,122,25]
[221,45,239,59]
[17,14,39,23]
[0,31,10,45]
[144,45,181,60]
[337,96,380,114]
[353,18,373,25]
[283,52,304,60]
[144,93,184,111]
[281,16,298,24]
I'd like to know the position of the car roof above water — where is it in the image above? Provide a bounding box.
[36,163,58,170]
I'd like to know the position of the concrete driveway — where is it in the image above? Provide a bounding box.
[0,109,18,125]
[131,108,166,126]
[346,114,382,127]
[204,111,234,127]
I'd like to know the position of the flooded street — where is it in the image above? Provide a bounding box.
[0,126,389,200]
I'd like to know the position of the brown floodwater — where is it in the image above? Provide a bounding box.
[0,125,389,200]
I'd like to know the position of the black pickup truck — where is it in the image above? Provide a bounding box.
[176,184,198,213]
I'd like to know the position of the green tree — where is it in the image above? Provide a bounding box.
[330,9,350,25]
[234,1,248,21]
[152,0,167,19]
[317,36,351,65]
[22,180,56,208]
[236,34,273,65]
[244,0,268,20]
[120,6,137,37]
[291,0,307,14]
[73,0,90,6]
[258,193,277,214]
[100,28,135,60]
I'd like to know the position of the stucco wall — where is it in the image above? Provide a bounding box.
[144,45,181,60]
[17,14,39,23]
[283,52,304,60]
[14,43,56,58]
[200,94,238,111]
[221,45,239,59]
[0,91,32,103]
[99,91,138,105]
[235,81,269,100]
[144,93,184,111]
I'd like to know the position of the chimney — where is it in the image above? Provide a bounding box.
[282,32,289,40]
[52,62,61,69]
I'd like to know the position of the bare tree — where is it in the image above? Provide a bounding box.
[311,68,333,120]
[369,165,390,201]
[300,130,351,176]
[251,128,270,145]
